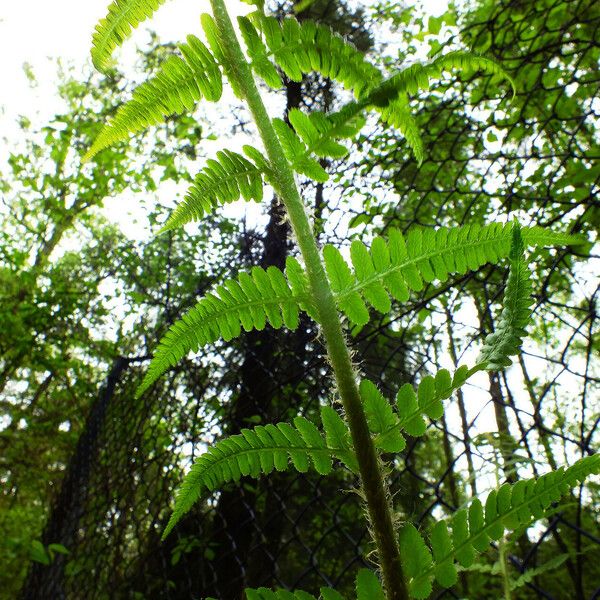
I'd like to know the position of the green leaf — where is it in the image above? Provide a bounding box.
[360,380,405,452]
[160,148,267,231]
[85,35,222,160]
[91,0,170,72]
[137,265,307,397]
[356,569,385,600]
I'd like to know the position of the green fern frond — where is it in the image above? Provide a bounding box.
[431,51,516,96]
[271,107,367,181]
[138,224,580,397]
[136,258,313,397]
[84,35,222,161]
[362,367,467,451]
[200,13,245,98]
[238,15,283,89]
[162,406,357,539]
[478,223,533,370]
[370,50,515,109]
[272,118,329,182]
[323,223,580,327]
[91,0,170,72]
[360,380,406,452]
[398,454,600,598]
[160,147,268,232]
[243,568,384,599]
[246,14,382,97]
[377,94,424,165]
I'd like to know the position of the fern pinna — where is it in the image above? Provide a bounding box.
[85,1,594,599]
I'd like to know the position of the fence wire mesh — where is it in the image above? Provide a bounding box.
[18,0,599,598]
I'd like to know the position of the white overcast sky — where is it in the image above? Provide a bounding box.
[0,0,447,132]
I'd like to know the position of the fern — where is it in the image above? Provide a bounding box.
[84,35,222,161]
[377,94,424,165]
[91,0,170,72]
[323,223,580,327]
[159,147,269,232]
[138,223,580,397]
[397,454,600,598]
[367,367,467,451]
[245,14,382,97]
[370,51,516,108]
[243,567,385,599]
[364,227,538,449]
[135,258,313,397]
[162,405,357,538]
[478,224,532,369]
[272,118,329,182]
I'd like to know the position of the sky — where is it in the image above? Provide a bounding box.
[0,0,448,131]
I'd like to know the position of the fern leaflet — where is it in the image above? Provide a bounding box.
[360,367,466,452]
[323,223,581,327]
[397,454,600,598]
[91,0,170,72]
[84,35,222,161]
[136,258,314,397]
[162,406,357,538]
[478,223,533,369]
[246,14,382,97]
[243,567,385,599]
[160,147,269,232]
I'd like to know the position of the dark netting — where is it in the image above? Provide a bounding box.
[19,0,598,598]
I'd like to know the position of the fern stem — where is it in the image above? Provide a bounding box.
[208,2,408,598]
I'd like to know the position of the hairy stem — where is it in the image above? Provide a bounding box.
[208,2,408,598]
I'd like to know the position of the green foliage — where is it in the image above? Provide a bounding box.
[369,50,515,108]
[136,258,311,397]
[160,147,268,231]
[91,0,170,71]
[84,34,222,160]
[244,13,382,96]
[162,406,357,538]
[242,568,385,599]
[323,223,579,327]
[76,2,597,599]
[478,224,533,369]
[138,222,579,400]
[398,454,600,598]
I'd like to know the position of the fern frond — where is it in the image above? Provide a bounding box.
[246,14,382,97]
[360,380,406,452]
[200,13,245,99]
[91,0,169,72]
[243,568,384,599]
[361,367,467,451]
[271,106,366,181]
[162,406,357,538]
[272,118,329,182]
[370,51,515,109]
[323,223,580,327]
[139,224,580,396]
[478,223,533,370]
[160,147,268,232]
[398,455,600,598]
[377,94,424,165]
[84,35,222,161]
[136,258,314,397]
